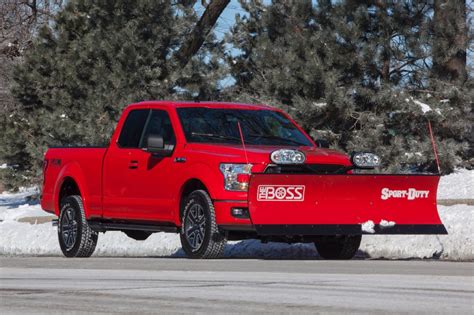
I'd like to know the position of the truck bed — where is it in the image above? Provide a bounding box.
[41,147,108,216]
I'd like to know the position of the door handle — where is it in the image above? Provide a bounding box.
[128,160,139,169]
[174,157,186,163]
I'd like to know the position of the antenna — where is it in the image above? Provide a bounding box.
[237,121,249,165]
[427,119,441,174]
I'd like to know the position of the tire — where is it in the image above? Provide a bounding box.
[180,190,226,259]
[124,230,152,241]
[315,235,361,260]
[58,195,98,258]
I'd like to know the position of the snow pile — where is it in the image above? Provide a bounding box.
[437,169,474,200]
[0,203,52,222]
[361,220,375,233]
[0,220,319,258]
[0,170,472,259]
[1,204,472,259]
[0,187,50,222]
[0,224,325,259]
[0,221,183,257]
[360,204,473,260]
[0,221,60,256]
[0,186,39,202]
[379,220,395,228]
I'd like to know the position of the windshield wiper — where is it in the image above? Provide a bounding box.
[191,132,241,142]
[247,134,306,146]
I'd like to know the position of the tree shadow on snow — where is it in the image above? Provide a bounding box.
[0,193,39,209]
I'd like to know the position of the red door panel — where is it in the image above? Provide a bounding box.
[102,108,178,222]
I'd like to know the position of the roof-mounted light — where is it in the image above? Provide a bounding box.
[351,152,381,169]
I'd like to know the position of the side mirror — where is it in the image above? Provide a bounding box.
[315,139,330,148]
[144,134,174,157]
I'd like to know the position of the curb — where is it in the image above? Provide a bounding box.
[437,199,474,206]
[17,216,57,224]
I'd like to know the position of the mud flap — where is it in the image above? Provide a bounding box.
[248,174,447,235]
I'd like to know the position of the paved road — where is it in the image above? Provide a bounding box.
[0,257,472,314]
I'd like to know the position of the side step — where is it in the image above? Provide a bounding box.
[87,221,178,233]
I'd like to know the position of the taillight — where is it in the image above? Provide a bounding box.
[42,159,48,185]
[43,159,49,173]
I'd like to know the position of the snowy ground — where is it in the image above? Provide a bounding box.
[437,168,474,200]
[0,170,472,260]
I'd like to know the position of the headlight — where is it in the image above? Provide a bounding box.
[351,152,381,169]
[219,164,252,191]
[270,149,306,164]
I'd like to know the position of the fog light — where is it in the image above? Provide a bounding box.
[231,207,249,219]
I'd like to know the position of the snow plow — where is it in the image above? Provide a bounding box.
[248,173,446,235]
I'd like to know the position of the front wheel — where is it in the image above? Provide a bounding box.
[58,195,98,257]
[180,190,226,259]
[315,235,361,260]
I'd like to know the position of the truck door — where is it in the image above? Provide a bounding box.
[102,108,178,222]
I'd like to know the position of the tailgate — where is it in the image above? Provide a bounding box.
[248,174,446,235]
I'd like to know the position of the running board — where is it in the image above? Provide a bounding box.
[87,221,178,233]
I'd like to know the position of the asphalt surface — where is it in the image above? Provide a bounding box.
[0,257,472,314]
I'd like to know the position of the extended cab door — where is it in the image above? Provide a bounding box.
[102,108,178,222]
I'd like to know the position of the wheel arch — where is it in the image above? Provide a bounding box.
[53,162,89,217]
[59,177,81,203]
[178,178,210,225]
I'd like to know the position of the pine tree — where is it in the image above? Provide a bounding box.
[0,0,225,189]
[432,0,468,83]
[225,0,472,173]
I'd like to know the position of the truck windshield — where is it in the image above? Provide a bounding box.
[177,108,313,146]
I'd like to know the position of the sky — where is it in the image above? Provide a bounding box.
[195,0,248,40]
[194,0,248,88]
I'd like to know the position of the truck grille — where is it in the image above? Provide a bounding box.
[264,164,347,175]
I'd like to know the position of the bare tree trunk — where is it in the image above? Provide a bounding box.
[432,0,468,83]
[174,0,230,68]
[376,0,390,84]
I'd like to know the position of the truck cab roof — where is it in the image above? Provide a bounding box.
[128,100,276,111]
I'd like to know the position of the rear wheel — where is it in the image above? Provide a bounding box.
[180,190,226,259]
[58,195,98,257]
[315,235,361,260]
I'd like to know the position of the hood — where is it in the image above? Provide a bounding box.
[186,143,351,166]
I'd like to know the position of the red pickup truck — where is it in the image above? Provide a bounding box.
[41,101,446,259]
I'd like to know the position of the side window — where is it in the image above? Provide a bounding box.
[117,109,150,148]
[140,110,176,148]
